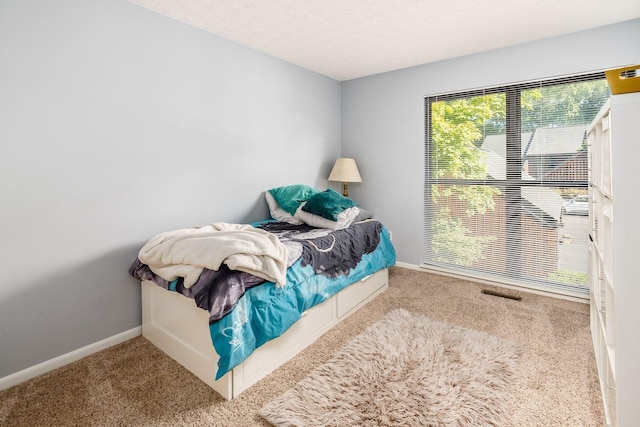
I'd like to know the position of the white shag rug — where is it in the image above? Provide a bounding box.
[259,308,521,427]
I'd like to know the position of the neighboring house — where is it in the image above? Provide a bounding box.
[479,149,563,280]
[479,133,531,159]
[435,126,588,282]
[480,126,588,181]
[480,147,565,225]
[464,125,589,280]
[523,126,588,180]
[543,149,588,181]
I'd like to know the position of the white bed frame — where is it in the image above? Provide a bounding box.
[141,268,389,400]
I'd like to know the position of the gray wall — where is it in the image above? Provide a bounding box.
[1,0,638,380]
[0,0,341,377]
[342,19,640,265]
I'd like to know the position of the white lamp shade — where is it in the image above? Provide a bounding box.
[328,158,362,183]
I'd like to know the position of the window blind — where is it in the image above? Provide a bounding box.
[423,72,609,296]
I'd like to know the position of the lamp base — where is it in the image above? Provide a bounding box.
[342,182,349,197]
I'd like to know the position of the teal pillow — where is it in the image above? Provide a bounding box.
[301,188,359,221]
[268,185,320,216]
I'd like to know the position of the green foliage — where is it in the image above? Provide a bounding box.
[483,89,542,135]
[521,80,610,131]
[432,95,502,179]
[548,270,588,286]
[432,208,496,266]
[431,95,502,216]
[433,184,499,216]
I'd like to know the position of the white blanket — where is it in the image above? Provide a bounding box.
[138,223,288,288]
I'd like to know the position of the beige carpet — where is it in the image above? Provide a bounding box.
[0,267,605,426]
[259,308,522,426]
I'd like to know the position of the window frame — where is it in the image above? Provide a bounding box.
[423,72,606,296]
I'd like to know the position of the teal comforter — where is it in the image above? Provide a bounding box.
[210,219,396,379]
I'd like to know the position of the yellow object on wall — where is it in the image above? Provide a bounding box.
[605,65,640,95]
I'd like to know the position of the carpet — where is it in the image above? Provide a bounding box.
[259,308,522,427]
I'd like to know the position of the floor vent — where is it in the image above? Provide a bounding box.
[481,289,522,301]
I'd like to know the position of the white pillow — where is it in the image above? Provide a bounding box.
[294,203,360,230]
[265,191,304,225]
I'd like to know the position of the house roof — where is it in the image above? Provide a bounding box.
[480,133,531,159]
[481,125,587,159]
[481,149,563,222]
[525,126,587,156]
[521,187,563,223]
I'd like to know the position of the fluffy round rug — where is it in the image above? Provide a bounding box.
[259,308,521,427]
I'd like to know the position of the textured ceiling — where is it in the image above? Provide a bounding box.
[129,0,640,81]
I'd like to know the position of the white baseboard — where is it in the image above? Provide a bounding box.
[394,261,421,271]
[0,327,142,391]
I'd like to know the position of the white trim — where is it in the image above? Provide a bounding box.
[0,327,141,391]
[422,69,607,99]
[394,262,588,304]
[394,261,422,271]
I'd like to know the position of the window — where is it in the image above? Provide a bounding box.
[424,73,610,296]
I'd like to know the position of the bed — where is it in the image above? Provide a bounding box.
[129,185,396,399]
